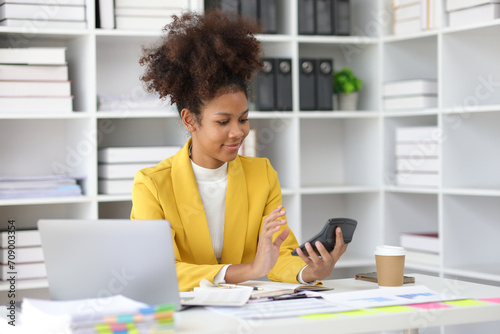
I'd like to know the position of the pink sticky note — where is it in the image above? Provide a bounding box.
[480,297,500,304]
[409,302,452,310]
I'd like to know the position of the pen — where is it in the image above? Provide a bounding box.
[218,283,263,291]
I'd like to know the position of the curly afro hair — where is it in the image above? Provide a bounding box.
[139,10,263,121]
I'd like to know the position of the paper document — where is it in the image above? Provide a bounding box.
[321,285,464,309]
[180,286,253,307]
[209,294,355,319]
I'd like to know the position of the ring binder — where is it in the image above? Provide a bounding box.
[299,58,316,110]
[316,0,334,35]
[316,59,333,110]
[275,58,293,111]
[255,59,275,111]
[298,0,315,35]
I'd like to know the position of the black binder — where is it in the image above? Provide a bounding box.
[204,0,239,13]
[299,59,316,110]
[258,0,277,34]
[275,58,293,111]
[316,0,333,35]
[240,0,258,23]
[333,0,350,35]
[316,59,333,110]
[255,59,275,111]
[298,0,315,35]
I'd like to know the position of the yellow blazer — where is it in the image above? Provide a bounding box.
[131,138,305,291]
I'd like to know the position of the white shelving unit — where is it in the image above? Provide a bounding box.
[1,2,500,329]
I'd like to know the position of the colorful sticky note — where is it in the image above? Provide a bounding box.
[340,309,375,317]
[444,299,488,307]
[480,297,500,304]
[301,313,339,320]
[372,305,415,313]
[409,302,451,310]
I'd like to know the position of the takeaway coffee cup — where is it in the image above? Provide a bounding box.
[374,245,406,287]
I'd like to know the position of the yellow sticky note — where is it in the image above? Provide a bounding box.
[340,309,375,317]
[301,313,339,320]
[372,305,415,313]
[444,299,488,307]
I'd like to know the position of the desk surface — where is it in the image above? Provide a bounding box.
[175,274,500,334]
[1,274,500,334]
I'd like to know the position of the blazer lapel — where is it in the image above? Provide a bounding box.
[220,156,249,264]
[172,139,217,265]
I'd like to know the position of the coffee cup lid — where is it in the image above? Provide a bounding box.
[374,245,406,256]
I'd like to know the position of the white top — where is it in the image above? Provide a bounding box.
[190,160,228,263]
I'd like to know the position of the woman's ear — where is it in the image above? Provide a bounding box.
[181,108,196,132]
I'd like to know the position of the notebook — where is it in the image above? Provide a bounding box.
[37,219,181,310]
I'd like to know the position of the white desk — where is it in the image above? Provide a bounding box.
[174,274,500,334]
[2,274,500,334]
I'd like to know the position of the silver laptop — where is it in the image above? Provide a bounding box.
[38,219,180,309]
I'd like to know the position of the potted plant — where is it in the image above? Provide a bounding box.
[333,67,363,110]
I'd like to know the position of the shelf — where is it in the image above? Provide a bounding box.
[0,278,48,291]
[442,188,500,197]
[97,194,132,202]
[0,26,90,38]
[384,186,439,195]
[0,196,92,207]
[300,185,379,195]
[383,30,439,43]
[96,111,178,119]
[248,111,294,119]
[0,112,92,120]
[383,109,439,117]
[298,111,379,118]
[296,35,378,45]
[444,264,500,283]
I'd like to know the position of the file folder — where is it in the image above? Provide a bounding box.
[316,0,334,35]
[240,0,258,23]
[255,59,275,111]
[259,0,277,33]
[333,0,350,35]
[299,59,316,110]
[298,0,315,35]
[275,58,293,111]
[316,59,333,110]
[204,0,239,13]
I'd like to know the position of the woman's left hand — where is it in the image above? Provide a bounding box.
[295,227,348,282]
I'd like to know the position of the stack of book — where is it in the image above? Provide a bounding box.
[21,295,175,334]
[0,0,87,29]
[400,232,440,266]
[383,79,437,111]
[0,229,46,280]
[0,47,73,114]
[98,0,189,30]
[392,0,439,35]
[446,0,500,27]
[98,146,181,194]
[0,175,82,199]
[97,93,172,112]
[395,126,440,187]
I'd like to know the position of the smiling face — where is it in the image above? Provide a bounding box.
[182,90,250,169]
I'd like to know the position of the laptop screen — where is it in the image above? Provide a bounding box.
[38,219,180,310]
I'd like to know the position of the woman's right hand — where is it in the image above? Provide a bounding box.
[250,205,290,278]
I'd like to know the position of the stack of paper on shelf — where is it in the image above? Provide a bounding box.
[112,0,189,31]
[0,175,82,199]
[0,0,87,29]
[395,126,440,187]
[400,232,440,266]
[0,229,46,280]
[446,0,500,27]
[20,295,175,334]
[0,47,73,113]
[98,146,181,194]
[392,0,439,35]
[383,79,438,111]
[97,93,172,112]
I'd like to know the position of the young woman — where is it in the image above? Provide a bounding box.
[131,10,347,291]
